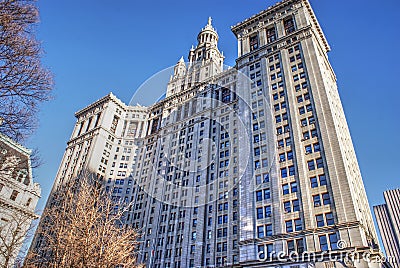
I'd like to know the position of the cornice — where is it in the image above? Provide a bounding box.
[0,132,31,156]
[74,93,127,118]
[231,0,296,34]
[231,0,330,53]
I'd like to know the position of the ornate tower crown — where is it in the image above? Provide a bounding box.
[197,17,219,46]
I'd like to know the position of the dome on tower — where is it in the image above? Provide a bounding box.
[197,17,219,45]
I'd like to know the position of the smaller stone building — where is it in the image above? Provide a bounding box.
[0,133,41,267]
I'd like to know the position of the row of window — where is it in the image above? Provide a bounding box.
[249,16,296,52]
[257,232,339,259]
[285,218,302,232]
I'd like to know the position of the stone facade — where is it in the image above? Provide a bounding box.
[32,0,383,267]
[0,133,41,267]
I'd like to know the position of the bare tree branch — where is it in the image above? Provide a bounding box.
[26,172,142,268]
[0,210,38,268]
[0,0,54,142]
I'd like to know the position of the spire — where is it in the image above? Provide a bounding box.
[203,17,215,31]
[173,56,186,78]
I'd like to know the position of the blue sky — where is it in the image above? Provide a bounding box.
[28,0,400,214]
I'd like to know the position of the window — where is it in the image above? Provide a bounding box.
[282,184,289,195]
[308,160,315,171]
[297,96,304,103]
[316,158,324,169]
[284,201,291,213]
[266,224,273,236]
[265,206,272,217]
[294,218,302,231]
[319,174,327,186]
[313,195,321,207]
[293,199,300,212]
[326,212,334,225]
[319,235,328,251]
[281,168,287,178]
[262,158,268,167]
[255,175,262,185]
[313,143,321,152]
[297,238,305,253]
[258,245,265,259]
[310,177,318,188]
[329,233,339,250]
[250,34,259,51]
[289,166,295,176]
[278,139,284,147]
[286,220,293,232]
[291,182,298,193]
[257,208,264,219]
[264,189,271,199]
[254,135,260,143]
[311,129,318,138]
[263,173,270,183]
[266,27,277,43]
[257,226,264,238]
[256,191,263,202]
[10,190,18,201]
[322,193,331,205]
[258,244,273,259]
[284,17,296,34]
[287,240,296,253]
[231,225,238,236]
[316,214,324,227]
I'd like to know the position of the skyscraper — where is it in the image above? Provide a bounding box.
[32,0,384,267]
[374,189,400,268]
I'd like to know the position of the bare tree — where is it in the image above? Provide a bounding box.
[0,0,53,142]
[0,210,37,268]
[26,172,142,268]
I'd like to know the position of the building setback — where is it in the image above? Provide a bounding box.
[374,189,400,268]
[32,0,384,267]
